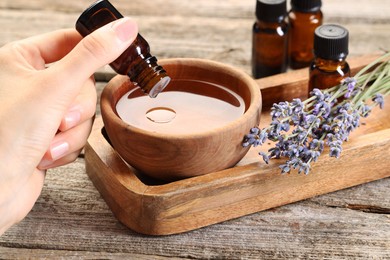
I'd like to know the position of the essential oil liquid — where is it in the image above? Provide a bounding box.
[116,79,245,135]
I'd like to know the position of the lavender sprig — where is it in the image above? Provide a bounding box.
[243,52,390,174]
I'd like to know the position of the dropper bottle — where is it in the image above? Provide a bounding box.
[76,0,170,98]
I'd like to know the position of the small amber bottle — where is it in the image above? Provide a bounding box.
[252,0,288,79]
[76,0,170,98]
[288,0,323,69]
[308,24,350,95]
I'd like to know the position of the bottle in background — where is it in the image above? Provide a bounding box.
[288,0,323,69]
[252,0,288,79]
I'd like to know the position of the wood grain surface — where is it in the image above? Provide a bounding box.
[0,0,389,259]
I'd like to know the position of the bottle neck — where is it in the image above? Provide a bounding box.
[291,7,322,14]
[256,19,287,29]
[313,57,348,72]
[289,9,323,20]
[127,54,171,98]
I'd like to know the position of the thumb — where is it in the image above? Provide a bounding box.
[53,17,138,89]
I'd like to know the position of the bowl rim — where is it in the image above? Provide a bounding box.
[101,58,262,141]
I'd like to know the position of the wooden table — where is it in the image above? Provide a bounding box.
[1,0,389,258]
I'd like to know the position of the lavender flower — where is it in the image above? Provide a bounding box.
[360,104,372,117]
[242,127,268,147]
[242,52,390,174]
[313,101,331,118]
[343,77,357,98]
[271,101,291,119]
[310,88,325,101]
[373,93,384,109]
[259,152,270,164]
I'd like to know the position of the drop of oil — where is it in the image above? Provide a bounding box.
[145,107,176,123]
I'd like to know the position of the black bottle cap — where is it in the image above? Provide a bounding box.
[291,0,322,13]
[314,24,349,60]
[256,0,287,23]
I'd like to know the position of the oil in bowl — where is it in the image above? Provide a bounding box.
[116,79,245,135]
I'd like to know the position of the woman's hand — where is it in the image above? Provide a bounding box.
[0,18,138,235]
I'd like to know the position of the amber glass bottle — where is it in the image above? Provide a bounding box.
[252,0,288,79]
[288,0,323,69]
[308,24,350,95]
[76,0,170,98]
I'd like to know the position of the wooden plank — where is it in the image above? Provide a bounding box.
[2,0,389,20]
[0,247,179,259]
[1,1,389,75]
[1,174,388,259]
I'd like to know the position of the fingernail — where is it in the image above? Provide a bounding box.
[64,110,81,129]
[111,17,138,42]
[50,141,69,161]
[38,159,52,169]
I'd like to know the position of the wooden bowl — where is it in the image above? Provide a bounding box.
[101,58,262,181]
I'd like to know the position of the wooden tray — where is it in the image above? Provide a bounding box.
[85,54,390,235]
